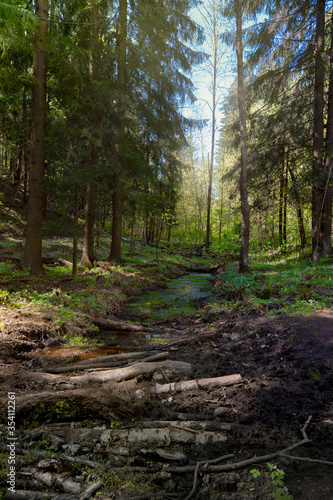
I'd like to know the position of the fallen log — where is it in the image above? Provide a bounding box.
[34,472,81,494]
[68,360,192,384]
[12,388,134,422]
[48,361,122,373]
[87,316,155,333]
[5,492,76,500]
[42,257,73,267]
[155,374,242,393]
[74,351,149,365]
[101,426,227,447]
[26,360,191,385]
[49,352,168,374]
[79,481,102,500]
[129,420,234,431]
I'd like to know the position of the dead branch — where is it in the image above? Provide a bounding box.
[79,481,102,500]
[184,454,235,500]
[34,471,81,494]
[132,352,169,364]
[58,454,106,469]
[87,316,156,333]
[205,416,313,474]
[4,492,76,500]
[155,374,242,393]
[278,454,333,465]
[164,330,225,348]
[75,351,150,365]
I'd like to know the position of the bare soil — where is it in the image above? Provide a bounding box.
[0,302,333,498]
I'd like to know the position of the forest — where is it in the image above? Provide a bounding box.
[0,0,333,499]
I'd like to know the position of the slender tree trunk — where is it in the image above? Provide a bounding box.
[219,183,223,245]
[278,150,284,247]
[80,1,99,267]
[72,183,79,277]
[288,165,307,250]
[22,93,29,207]
[205,153,212,249]
[283,151,288,249]
[205,1,217,250]
[81,182,97,267]
[22,0,48,276]
[321,14,333,256]
[108,0,127,263]
[311,0,326,260]
[236,0,250,273]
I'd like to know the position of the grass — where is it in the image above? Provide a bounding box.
[0,237,216,346]
[211,256,333,316]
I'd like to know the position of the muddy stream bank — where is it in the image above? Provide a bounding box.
[29,272,214,362]
[1,268,333,500]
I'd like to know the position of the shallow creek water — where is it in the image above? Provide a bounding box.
[128,272,213,321]
[30,272,213,361]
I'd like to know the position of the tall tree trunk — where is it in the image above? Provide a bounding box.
[236,0,250,273]
[321,14,333,256]
[72,183,79,277]
[311,0,326,260]
[205,0,217,250]
[22,0,48,276]
[81,182,97,267]
[283,150,288,249]
[288,165,307,250]
[80,1,99,267]
[278,149,284,247]
[205,153,212,249]
[107,0,127,263]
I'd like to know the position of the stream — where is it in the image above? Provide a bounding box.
[30,272,214,360]
[128,272,213,321]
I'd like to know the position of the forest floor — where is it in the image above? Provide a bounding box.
[0,249,333,499]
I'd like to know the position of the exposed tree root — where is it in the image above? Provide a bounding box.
[10,388,134,423]
[48,351,168,373]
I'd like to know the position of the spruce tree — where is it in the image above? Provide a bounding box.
[22,0,48,276]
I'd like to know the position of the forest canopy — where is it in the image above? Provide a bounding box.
[1,0,333,274]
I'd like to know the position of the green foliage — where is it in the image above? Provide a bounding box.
[23,401,81,428]
[0,289,10,305]
[212,259,333,316]
[249,464,293,500]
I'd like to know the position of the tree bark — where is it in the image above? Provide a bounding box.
[321,13,333,256]
[283,150,288,248]
[311,0,326,260]
[80,1,99,267]
[288,165,307,250]
[80,182,97,267]
[236,0,250,273]
[12,388,134,422]
[22,0,48,276]
[278,149,284,247]
[107,0,127,263]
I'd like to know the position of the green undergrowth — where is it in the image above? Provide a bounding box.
[210,256,333,317]
[0,238,215,345]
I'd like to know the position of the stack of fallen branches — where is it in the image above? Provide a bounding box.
[183,415,333,499]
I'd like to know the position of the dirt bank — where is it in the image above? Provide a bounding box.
[0,305,332,499]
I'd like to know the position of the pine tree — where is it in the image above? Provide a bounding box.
[235,0,250,272]
[22,0,48,276]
